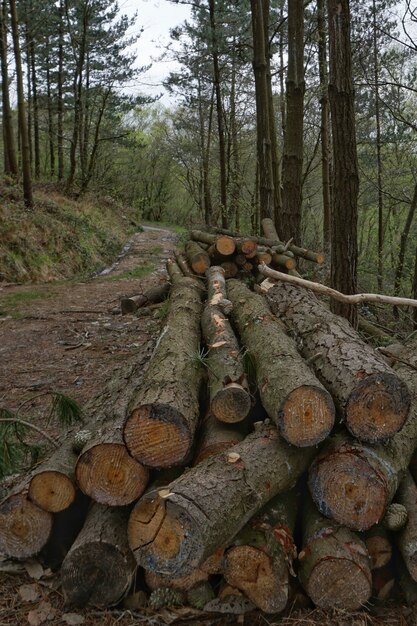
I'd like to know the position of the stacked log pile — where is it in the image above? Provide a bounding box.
[3,220,417,617]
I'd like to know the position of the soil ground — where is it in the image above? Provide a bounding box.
[0,227,415,625]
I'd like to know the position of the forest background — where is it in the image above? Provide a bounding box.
[0,0,416,332]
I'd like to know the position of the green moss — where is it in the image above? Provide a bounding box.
[105,263,155,281]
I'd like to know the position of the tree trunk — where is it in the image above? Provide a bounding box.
[328,0,359,325]
[185,240,211,274]
[190,230,236,256]
[61,504,136,608]
[317,0,331,256]
[0,492,53,558]
[208,0,228,227]
[206,265,232,313]
[57,0,64,180]
[30,32,40,179]
[123,275,204,468]
[201,305,251,423]
[250,0,274,221]
[298,497,372,610]
[372,0,384,292]
[228,280,334,447]
[223,490,297,613]
[281,0,305,243]
[396,471,417,582]
[0,0,17,176]
[127,422,317,578]
[193,412,246,466]
[45,36,55,178]
[266,281,410,442]
[120,282,170,315]
[9,0,33,207]
[393,182,417,317]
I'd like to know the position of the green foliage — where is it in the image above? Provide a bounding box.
[48,392,83,427]
[0,391,83,479]
[106,263,154,281]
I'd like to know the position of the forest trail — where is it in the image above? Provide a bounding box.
[0,226,178,425]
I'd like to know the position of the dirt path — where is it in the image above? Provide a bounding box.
[0,226,177,428]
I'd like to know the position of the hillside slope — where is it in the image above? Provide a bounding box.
[0,182,140,283]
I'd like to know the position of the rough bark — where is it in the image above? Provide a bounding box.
[328,0,359,325]
[308,351,417,533]
[185,241,211,275]
[266,281,410,442]
[61,504,136,608]
[228,280,334,447]
[270,252,297,271]
[28,437,77,513]
[0,492,53,558]
[190,230,236,256]
[364,526,392,570]
[0,0,17,176]
[281,0,305,243]
[223,490,297,614]
[396,471,417,582]
[206,266,232,314]
[201,305,251,423]
[250,0,274,221]
[121,282,170,315]
[193,412,246,466]
[123,276,204,468]
[174,250,194,277]
[317,0,331,255]
[298,497,372,610]
[9,0,33,207]
[128,423,316,578]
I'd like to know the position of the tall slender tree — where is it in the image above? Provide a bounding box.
[328,0,359,326]
[0,0,17,176]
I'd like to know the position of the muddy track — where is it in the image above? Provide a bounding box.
[0,227,178,432]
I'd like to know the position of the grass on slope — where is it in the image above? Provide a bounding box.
[0,182,141,283]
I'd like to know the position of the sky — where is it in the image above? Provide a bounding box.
[119,0,192,102]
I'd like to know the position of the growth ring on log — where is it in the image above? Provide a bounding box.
[0,494,53,558]
[306,556,372,610]
[128,496,202,577]
[211,383,252,424]
[28,471,76,513]
[279,385,335,447]
[61,542,134,607]
[75,443,149,506]
[124,404,191,469]
[309,447,392,531]
[345,372,410,442]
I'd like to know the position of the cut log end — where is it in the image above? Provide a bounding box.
[75,443,149,506]
[216,236,236,256]
[28,471,76,513]
[124,404,192,468]
[61,542,134,608]
[211,383,251,424]
[365,534,392,570]
[224,545,288,614]
[0,493,53,558]
[346,372,410,442]
[279,385,335,447]
[128,496,201,577]
[309,450,389,531]
[307,557,372,610]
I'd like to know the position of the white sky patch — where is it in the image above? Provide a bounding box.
[120,0,191,103]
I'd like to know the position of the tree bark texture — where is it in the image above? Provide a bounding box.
[61,504,136,608]
[193,412,246,465]
[123,276,204,468]
[0,0,17,176]
[396,471,417,582]
[127,423,316,578]
[9,0,33,207]
[223,490,297,613]
[190,230,236,256]
[206,266,233,314]
[201,305,251,423]
[120,282,170,315]
[298,497,372,610]
[281,0,305,244]
[185,240,211,274]
[266,281,410,443]
[228,280,334,447]
[250,0,274,221]
[327,0,359,325]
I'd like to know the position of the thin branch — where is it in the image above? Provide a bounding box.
[258,264,417,308]
[0,419,59,447]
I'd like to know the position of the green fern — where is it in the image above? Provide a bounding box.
[49,392,83,426]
